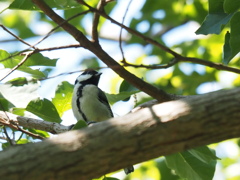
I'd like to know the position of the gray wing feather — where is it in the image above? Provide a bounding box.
[98,89,113,117]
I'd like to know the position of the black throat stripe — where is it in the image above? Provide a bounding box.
[76,85,88,122]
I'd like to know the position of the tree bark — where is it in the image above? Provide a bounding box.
[0,88,240,180]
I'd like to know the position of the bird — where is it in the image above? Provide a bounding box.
[71,69,134,174]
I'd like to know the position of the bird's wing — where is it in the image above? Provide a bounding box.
[98,88,114,117]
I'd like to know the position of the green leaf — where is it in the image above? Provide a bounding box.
[0,50,57,67]
[188,146,219,164]
[2,142,11,149]
[223,31,231,64]
[26,98,62,123]
[9,0,84,10]
[229,12,240,58]
[8,77,38,86]
[12,108,26,116]
[72,120,87,130]
[165,146,217,180]
[52,81,74,117]
[224,0,240,13]
[8,0,38,11]
[120,80,139,92]
[196,0,234,35]
[0,91,14,111]
[119,80,139,101]
[0,79,39,107]
[208,0,225,14]
[105,91,139,104]
[23,53,58,67]
[28,128,50,138]
[195,13,233,35]
[16,138,31,144]
[0,50,57,78]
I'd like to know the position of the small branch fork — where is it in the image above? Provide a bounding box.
[0,111,45,140]
[77,0,240,74]
[0,111,70,140]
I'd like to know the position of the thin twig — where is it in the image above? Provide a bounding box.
[92,0,106,43]
[33,10,90,47]
[0,51,35,82]
[123,58,178,69]
[3,126,14,145]
[0,112,45,140]
[123,56,240,73]
[181,57,240,74]
[119,0,133,62]
[77,0,181,58]
[79,1,240,74]
[0,10,89,64]
[15,124,45,140]
[0,24,36,49]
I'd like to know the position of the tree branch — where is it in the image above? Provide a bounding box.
[32,0,172,102]
[0,111,70,134]
[91,0,106,43]
[0,87,240,180]
[78,1,240,75]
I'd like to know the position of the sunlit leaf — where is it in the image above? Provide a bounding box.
[52,81,74,117]
[26,98,62,123]
[16,138,31,144]
[72,120,87,130]
[28,128,50,138]
[11,108,25,116]
[0,50,57,78]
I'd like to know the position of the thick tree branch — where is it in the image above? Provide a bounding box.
[32,0,172,102]
[0,88,240,180]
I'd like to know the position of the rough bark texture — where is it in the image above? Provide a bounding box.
[0,88,240,180]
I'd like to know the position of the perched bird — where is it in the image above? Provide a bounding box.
[71,70,134,174]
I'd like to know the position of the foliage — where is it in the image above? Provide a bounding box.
[0,0,240,179]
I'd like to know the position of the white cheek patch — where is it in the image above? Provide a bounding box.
[76,74,92,82]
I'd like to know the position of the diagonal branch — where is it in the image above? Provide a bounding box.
[32,0,172,102]
[0,25,36,49]
[77,0,180,58]
[78,1,240,75]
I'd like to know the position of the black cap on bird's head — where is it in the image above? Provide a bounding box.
[75,70,102,86]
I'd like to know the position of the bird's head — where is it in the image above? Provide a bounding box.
[75,70,102,86]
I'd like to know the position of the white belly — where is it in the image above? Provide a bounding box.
[72,85,112,122]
